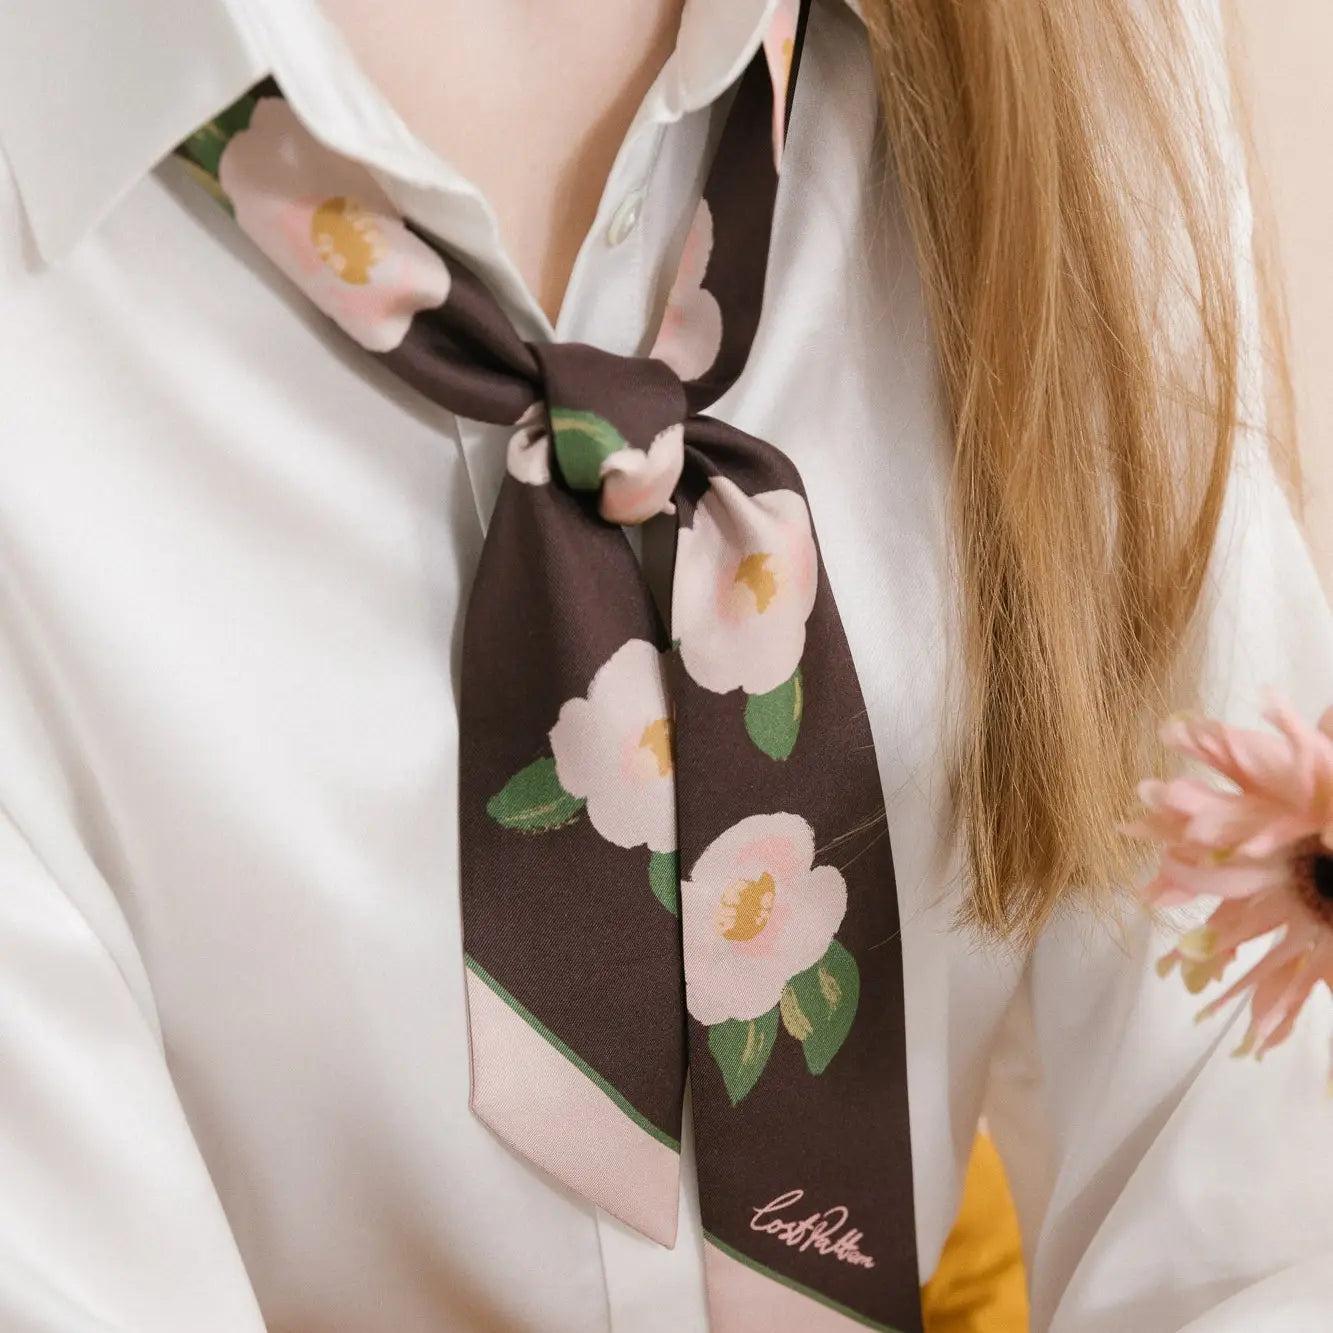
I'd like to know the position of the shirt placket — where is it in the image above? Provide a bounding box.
[450,111,674,538]
[556,108,718,1333]
[358,73,720,1333]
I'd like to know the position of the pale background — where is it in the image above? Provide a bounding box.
[1233,2,1333,591]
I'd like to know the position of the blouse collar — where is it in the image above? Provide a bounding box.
[0,0,827,265]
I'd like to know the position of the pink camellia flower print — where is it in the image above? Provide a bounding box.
[674,478,818,696]
[218,98,452,352]
[682,813,848,1026]
[650,200,723,383]
[549,639,676,854]
[1123,697,1333,1067]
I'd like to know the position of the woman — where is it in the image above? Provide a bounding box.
[0,0,1327,1330]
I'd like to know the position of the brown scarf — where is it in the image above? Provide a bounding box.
[178,7,920,1327]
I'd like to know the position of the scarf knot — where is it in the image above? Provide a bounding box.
[528,341,688,526]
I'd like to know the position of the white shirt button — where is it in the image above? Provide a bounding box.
[606,188,645,246]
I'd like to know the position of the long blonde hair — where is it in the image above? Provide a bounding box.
[860,0,1271,939]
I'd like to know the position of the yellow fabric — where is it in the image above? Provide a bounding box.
[921,1134,1029,1332]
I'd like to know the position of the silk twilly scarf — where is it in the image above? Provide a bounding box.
[177,7,920,1329]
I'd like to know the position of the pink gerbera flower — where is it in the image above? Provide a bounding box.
[1123,697,1333,1067]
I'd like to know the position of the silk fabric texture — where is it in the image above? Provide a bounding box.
[178,9,918,1333]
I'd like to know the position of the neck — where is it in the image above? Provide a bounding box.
[318,0,690,321]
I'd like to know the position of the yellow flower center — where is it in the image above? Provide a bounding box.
[311,197,385,285]
[733,553,779,614]
[638,717,674,779]
[717,871,776,942]
[1171,927,1230,994]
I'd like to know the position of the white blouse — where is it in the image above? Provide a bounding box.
[0,1,1330,1330]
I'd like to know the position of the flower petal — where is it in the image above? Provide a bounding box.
[506,404,551,486]
[1318,704,1333,743]
[1160,714,1295,796]
[1228,947,1320,1059]
[1160,703,1333,834]
[674,480,818,696]
[598,424,683,525]
[1197,932,1308,1022]
[1136,776,1311,857]
[1263,697,1333,825]
[1201,889,1293,957]
[548,640,676,853]
[650,201,722,382]
[1148,850,1291,904]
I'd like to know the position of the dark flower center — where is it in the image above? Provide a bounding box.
[1314,854,1333,902]
[1294,841,1333,928]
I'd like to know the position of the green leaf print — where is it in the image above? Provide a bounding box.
[180,92,260,183]
[550,409,629,491]
[781,940,860,1076]
[648,851,679,916]
[486,758,585,832]
[708,1008,779,1106]
[744,668,803,761]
